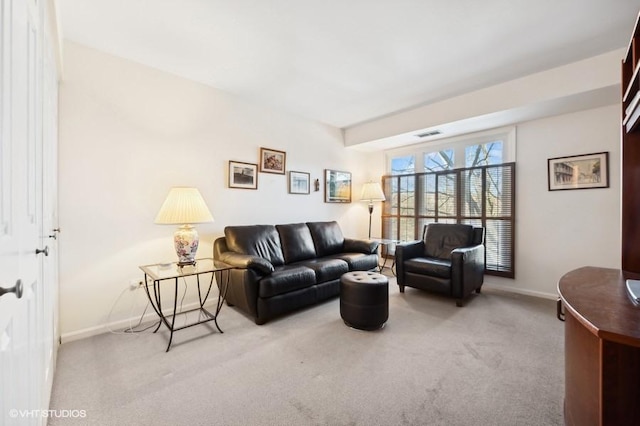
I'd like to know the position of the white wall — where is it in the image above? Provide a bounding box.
[59,41,621,339]
[59,42,383,340]
[485,104,620,298]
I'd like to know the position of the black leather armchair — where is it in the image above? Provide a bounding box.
[395,223,485,307]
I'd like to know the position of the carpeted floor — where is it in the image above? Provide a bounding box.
[49,277,564,426]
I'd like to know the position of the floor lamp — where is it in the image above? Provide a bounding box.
[360,182,386,239]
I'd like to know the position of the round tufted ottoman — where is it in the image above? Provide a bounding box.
[340,271,389,330]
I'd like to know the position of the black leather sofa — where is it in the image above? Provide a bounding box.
[213,221,379,324]
[395,223,485,307]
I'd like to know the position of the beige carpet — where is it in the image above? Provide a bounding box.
[49,277,564,426]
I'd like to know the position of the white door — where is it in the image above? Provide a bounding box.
[40,3,60,408]
[0,0,58,424]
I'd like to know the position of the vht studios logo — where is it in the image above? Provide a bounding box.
[8,409,87,419]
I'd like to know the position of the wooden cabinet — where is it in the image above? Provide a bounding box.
[558,267,640,425]
[622,11,640,273]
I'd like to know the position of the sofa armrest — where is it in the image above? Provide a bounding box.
[217,252,275,275]
[344,238,379,254]
[451,244,485,298]
[395,241,425,284]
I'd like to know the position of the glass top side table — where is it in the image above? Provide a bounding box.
[369,238,402,274]
[139,258,233,352]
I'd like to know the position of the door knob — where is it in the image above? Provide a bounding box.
[35,246,49,256]
[0,279,23,299]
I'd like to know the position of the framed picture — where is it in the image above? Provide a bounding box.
[547,152,609,191]
[229,161,258,189]
[324,169,352,203]
[259,147,286,174]
[288,171,310,194]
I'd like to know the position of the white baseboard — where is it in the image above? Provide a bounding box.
[60,300,218,343]
[482,282,558,300]
[62,283,558,343]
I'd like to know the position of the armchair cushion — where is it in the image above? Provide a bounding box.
[404,257,451,279]
[424,223,473,260]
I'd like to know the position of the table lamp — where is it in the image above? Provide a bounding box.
[155,187,214,265]
[360,182,386,239]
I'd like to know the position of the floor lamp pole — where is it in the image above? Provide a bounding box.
[367,203,374,239]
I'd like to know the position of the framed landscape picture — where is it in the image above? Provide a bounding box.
[259,147,286,174]
[288,171,310,194]
[324,169,351,203]
[229,161,258,189]
[547,152,609,191]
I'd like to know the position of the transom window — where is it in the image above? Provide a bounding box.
[391,155,415,175]
[391,127,515,174]
[424,149,454,172]
[465,141,503,167]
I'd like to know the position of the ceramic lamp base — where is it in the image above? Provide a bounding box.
[174,224,199,265]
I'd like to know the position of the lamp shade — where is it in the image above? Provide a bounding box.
[360,182,386,202]
[154,187,214,225]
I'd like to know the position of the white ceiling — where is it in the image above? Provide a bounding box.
[58,0,640,130]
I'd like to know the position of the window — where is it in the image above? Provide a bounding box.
[465,141,502,167]
[424,149,454,172]
[384,128,516,277]
[382,164,515,277]
[391,155,415,175]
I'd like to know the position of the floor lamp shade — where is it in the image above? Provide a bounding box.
[360,182,386,239]
[155,187,214,265]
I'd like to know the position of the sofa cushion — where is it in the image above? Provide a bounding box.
[259,265,316,298]
[330,253,379,271]
[297,258,349,282]
[307,221,345,257]
[224,225,285,266]
[404,257,451,279]
[276,223,317,264]
[423,223,473,260]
